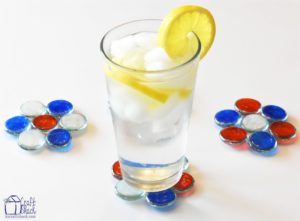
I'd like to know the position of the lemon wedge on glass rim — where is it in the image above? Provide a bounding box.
[158,5,216,59]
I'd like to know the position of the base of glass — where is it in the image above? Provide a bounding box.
[121,157,184,192]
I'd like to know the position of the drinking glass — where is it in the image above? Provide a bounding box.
[101,19,201,191]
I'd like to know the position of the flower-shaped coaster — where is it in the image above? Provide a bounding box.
[215,98,297,156]
[111,157,195,211]
[5,100,87,152]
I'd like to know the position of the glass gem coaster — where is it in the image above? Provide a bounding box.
[47,100,73,116]
[115,180,145,201]
[5,116,31,135]
[59,113,87,132]
[32,114,58,131]
[46,129,72,147]
[214,109,241,127]
[262,105,288,121]
[18,129,46,151]
[269,121,297,145]
[235,98,261,114]
[146,189,176,210]
[112,161,122,180]
[249,131,278,156]
[220,127,247,145]
[20,100,47,118]
[241,114,269,133]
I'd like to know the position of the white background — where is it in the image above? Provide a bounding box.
[0,0,299,220]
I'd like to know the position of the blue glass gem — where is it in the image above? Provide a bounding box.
[47,143,73,152]
[262,105,287,121]
[214,109,241,127]
[47,100,73,116]
[46,129,71,147]
[249,131,278,155]
[5,116,30,135]
[146,189,176,209]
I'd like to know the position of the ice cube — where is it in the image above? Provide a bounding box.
[124,102,148,123]
[110,35,137,60]
[121,48,145,69]
[109,84,150,123]
[109,87,127,118]
[134,32,157,50]
[144,48,176,71]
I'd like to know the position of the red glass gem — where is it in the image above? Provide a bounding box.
[235,98,261,114]
[176,187,195,197]
[270,121,297,144]
[173,172,194,193]
[33,115,57,131]
[112,161,122,180]
[220,127,247,144]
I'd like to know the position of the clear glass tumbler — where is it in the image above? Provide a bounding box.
[100,19,201,192]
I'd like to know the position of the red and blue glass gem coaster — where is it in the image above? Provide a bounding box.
[215,98,297,156]
[112,159,195,210]
[4,100,87,152]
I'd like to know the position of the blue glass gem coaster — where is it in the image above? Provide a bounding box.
[262,105,288,121]
[46,128,72,148]
[5,116,31,135]
[249,131,278,156]
[20,100,47,118]
[47,100,73,116]
[214,109,241,127]
[18,129,46,151]
[146,189,176,210]
[115,180,145,201]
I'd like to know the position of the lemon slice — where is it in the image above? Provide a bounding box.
[158,5,216,59]
[104,65,191,103]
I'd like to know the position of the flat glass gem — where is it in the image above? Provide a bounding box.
[249,131,277,152]
[235,98,261,114]
[183,157,189,171]
[47,100,73,116]
[112,161,122,180]
[241,114,269,132]
[47,143,73,152]
[173,172,194,193]
[32,115,58,131]
[262,105,287,121]
[214,109,241,127]
[146,189,176,209]
[220,127,247,145]
[115,180,145,201]
[270,121,297,144]
[18,129,45,151]
[20,100,47,117]
[59,113,87,132]
[46,129,71,147]
[5,116,30,135]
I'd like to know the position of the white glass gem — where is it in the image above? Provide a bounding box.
[115,180,145,201]
[20,100,47,117]
[241,114,269,132]
[59,113,87,132]
[18,129,46,151]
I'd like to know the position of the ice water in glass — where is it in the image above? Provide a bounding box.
[101,20,200,191]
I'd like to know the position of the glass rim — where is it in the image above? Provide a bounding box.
[100,19,201,74]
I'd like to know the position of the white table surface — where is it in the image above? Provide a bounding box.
[0,0,299,220]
